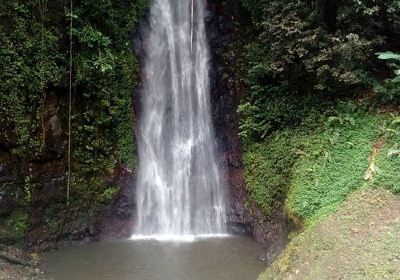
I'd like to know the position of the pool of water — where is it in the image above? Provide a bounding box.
[42,236,266,280]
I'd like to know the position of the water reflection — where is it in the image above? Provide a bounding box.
[43,236,266,280]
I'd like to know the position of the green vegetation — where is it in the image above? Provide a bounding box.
[0,0,147,243]
[0,211,28,245]
[372,114,400,193]
[238,0,400,223]
[375,52,400,105]
[287,106,382,223]
[243,130,300,215]
[238,0,400,140]
[0,0,145,170]
[71,0,145,175]
[254,112,400,278]
[242,103,398,224]
[238,0,398,142]
[0,0,63,157]
[235,1,400,278]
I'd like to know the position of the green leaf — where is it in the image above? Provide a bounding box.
[344,116,356,126]
[392,75,400,83]
[376,52,400,61]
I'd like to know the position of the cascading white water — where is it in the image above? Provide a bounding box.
[132,0,227,240]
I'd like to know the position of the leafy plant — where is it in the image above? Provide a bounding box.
[375,51,400,105]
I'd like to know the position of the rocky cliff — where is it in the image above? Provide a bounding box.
[0,90,136,250]
[206,0,289,261]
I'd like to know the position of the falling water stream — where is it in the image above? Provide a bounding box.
[132,0,226,239]
[42,0,267,278]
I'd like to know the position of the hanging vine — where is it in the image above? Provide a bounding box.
[39,0,48,148]
[67,0,73,205]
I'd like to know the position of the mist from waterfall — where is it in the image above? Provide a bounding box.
[132,0,227,241]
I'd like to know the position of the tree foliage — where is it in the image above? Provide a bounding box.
[238,0,400,142]
[0,0,65,157]
[375,51,400,105]
[0,0,146,210]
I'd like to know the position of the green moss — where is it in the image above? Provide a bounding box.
[243,129,302,215]
[287,107,382,223]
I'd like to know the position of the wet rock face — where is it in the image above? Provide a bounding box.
[26,165,136,250]
[1,90,136,249]
[0,142,27,224]
[205,0,289,254]
[0,91,69,245]
[95,167,136,241]
[41,92,65,158]
[205,0,246,233]
[0,153,19,217]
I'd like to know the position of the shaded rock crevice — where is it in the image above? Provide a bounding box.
[206,0,290,258]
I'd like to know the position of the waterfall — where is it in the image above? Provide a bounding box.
[132,0,227,240]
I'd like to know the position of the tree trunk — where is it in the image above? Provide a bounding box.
[315,0,340,32]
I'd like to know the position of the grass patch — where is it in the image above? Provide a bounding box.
[286,106,382,224]
[373,145,400,193]
[259,189,400,280]
[372,115,400,193]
